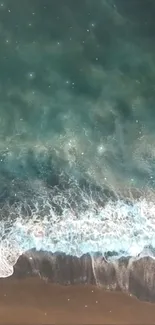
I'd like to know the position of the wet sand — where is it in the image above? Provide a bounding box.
[0,277,155,324]
[12,250,155,302]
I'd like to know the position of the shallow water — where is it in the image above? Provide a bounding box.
[0,0,155,277]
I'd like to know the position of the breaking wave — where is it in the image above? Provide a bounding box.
[1,179,155,278]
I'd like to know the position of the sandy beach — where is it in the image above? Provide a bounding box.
[0,277,154,325]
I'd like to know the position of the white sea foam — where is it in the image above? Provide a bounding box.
[14,199,155,255]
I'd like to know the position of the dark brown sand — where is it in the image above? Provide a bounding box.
[0,277,155,325]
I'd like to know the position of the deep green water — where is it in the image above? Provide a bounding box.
[0,1,155,269]
[0,0,155,191]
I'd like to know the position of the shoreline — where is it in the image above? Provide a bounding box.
[8,249,155,302]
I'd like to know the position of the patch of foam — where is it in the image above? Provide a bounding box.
[0,241,21,277]
[6,197,155,256]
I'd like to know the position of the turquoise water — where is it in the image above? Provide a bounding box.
[0,0,155,276]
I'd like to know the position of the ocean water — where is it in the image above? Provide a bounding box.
[0,0,155,277]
